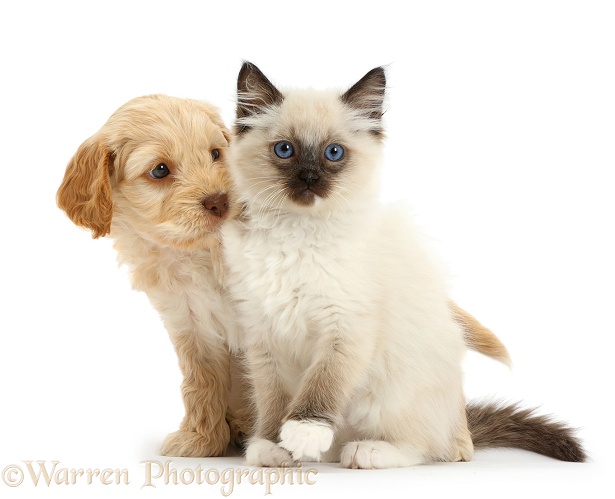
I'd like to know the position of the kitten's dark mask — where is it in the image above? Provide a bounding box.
[270,137,349,206]
[234,62,386,206]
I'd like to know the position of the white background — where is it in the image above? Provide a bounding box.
[1,1,613,497]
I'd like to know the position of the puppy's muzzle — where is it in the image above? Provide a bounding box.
[202,193,229,218]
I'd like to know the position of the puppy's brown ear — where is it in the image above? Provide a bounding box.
[57,135,114,238]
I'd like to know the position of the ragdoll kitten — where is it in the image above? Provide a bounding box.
[222,63,585,468]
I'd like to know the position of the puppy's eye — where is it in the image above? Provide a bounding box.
[324,144,344,162]
[150,163,170,179]
[274,141,294,159]
[211,149,220,161]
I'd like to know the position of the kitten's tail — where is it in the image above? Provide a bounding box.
[466,401,587,462]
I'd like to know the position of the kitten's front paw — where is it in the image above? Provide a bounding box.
[245,438,294,467]
[340,440,424,469]
[340,441,386,469]
[279,419,334,461]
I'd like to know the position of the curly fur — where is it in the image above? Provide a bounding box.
[57,95,242,456]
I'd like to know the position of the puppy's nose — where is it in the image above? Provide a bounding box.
[202,193,229,218]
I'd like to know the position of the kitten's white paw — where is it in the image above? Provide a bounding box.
[279,419,334,461]
[245,438,293,467]
[340,440,424,469]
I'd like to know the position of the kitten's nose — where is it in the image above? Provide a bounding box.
[298,170,320,187]
[202,193,229,218]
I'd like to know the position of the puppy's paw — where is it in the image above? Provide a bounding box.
[161,428,229,457]
[279,419,334,461]
[340,440,423,469]
[245,438,294,467]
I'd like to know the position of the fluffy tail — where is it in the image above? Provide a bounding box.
[466,401,586,462]
[449,301,511,367]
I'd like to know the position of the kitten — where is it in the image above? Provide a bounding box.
[222,63,586,468]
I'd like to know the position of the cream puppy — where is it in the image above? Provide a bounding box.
[57,95,242,456]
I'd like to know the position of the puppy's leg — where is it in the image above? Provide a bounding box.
[162,332,231,457]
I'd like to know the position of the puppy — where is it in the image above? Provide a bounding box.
[57,94,243,457]
[57,94,509,458]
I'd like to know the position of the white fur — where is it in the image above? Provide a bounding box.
[340,441,424,469]
[245,438,293,467]
[223,81,470,468]
[279,420,334,461]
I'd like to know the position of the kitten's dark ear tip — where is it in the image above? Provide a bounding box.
[237,61,270,91]
[235,61,284,124]
[238,61,255,86]
[240,60,256,72]
[367,66,387,87]
[341,66,387,134]
[239,61,265,76]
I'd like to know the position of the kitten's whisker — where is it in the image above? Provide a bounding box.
[252,184,279,200]
[248,177,286,216]
[257,183,288,222]
[257,188,282,220]
[273,189,289,227]
[246,176,283,187]
[251,186,280,214]
[330,181,356,214]
[245,175,283,182]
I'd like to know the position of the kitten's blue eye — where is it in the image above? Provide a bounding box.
[150,163,170,179]
[324,144,344,162]
[274,141,294,159]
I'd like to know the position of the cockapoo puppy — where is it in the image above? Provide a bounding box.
[57,94,243,457]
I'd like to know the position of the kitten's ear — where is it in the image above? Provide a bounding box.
[341,67,386,135]
[236,62,284,133]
